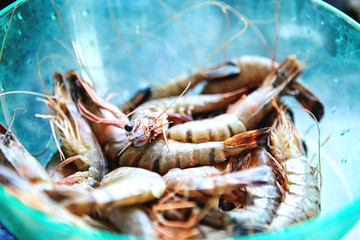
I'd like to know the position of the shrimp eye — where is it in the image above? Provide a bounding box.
[276,69,286,80]
[272,69,287,87]
[125,124,133,132]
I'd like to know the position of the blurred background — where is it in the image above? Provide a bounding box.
[0,0,360,21]
[326,0,360,21]
[0,0,359,239]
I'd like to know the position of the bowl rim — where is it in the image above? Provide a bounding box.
[1,0,360,239]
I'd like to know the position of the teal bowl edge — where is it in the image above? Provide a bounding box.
[1,0,360,239]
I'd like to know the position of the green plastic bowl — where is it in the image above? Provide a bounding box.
[1,0,360,239]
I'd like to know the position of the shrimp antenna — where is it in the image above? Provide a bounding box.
[151,121,173,153]
[153,82,191,153]
[271,0,282,66]
[0,1,19,64]
[0,108,27,144]
[155,81,191,122]
[0,91,52,99]
[117,141,132,159]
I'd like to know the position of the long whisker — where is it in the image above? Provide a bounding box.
[74,72,125,117]
[271,0,282,65]
[77,99,126,127]
[0,108,27,145]
[125,106,155,118]
[0,1,18,64]
[0,91,53,99]
[150,121,172,131]
[49,119,65,162]
[155,82,191,122]
[117,142,132,158]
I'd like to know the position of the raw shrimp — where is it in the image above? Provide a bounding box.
[151,194,235,239]
[0,122,162,224]
[65,71,171,154]
[203,56,324,121]
[139,55,323,122]
[65,69,270,174]
[162,165,271,202]
[226,147,283,229]
[0,165,99,229]
[117,127,270,175]
[0,127,113,229]
[167,56,303,143]
[288,80,324,121]
[37,72,107,183]
[201,55,277,94]
[130,87,249,122]
[122,55,267,113]
[0,122,51,185]
[267,100,320,229]
[126,87,249,147]
[64,71,130,166]
[62,167,166,215]
[122,70,206,114]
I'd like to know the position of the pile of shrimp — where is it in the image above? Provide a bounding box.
[0,54,323,239]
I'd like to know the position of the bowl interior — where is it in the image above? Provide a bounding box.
[1,0,360,239]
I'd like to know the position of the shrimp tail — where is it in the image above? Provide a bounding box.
[287,81,324,121]
[224,127,270,156]
[122,87,152,114]
[203,61,240,82]
[232,223,266,236]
